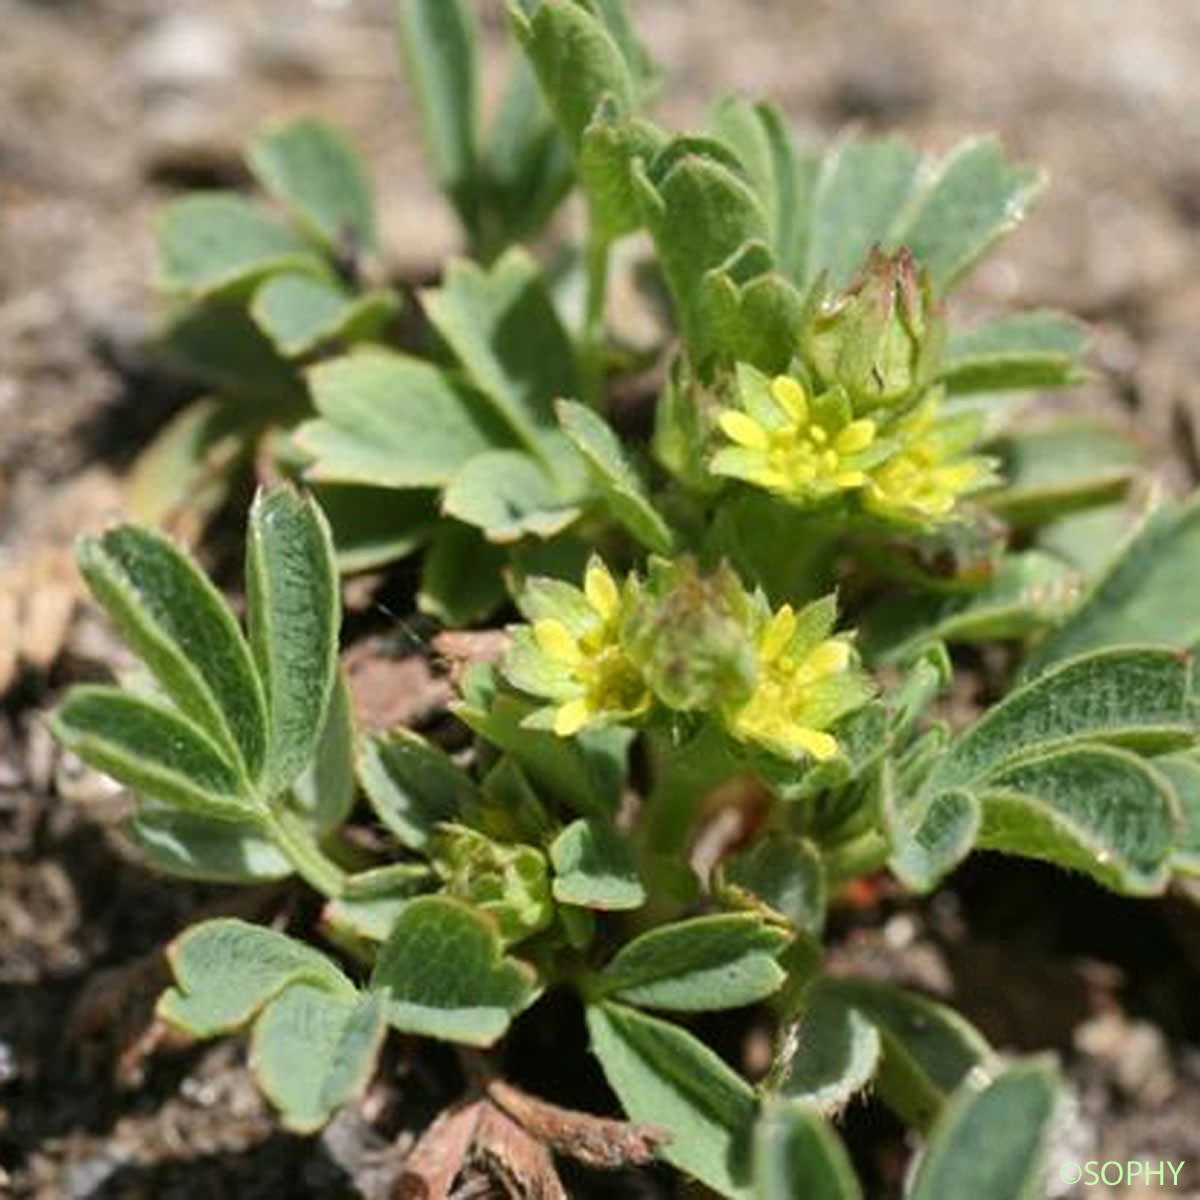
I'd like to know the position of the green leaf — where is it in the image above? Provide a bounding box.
[556,399,673,553]
[160,918,353,1037]
[599,913,790,1012]
[157,193,320,298]
[587,1002,755,1199]
[159,299,302,402]
[509,0,635,154]
[550,817,646,910]
[370,895,539,1045]
[126,396,251,534]
[456,685,631,819]
[864,552,1081,666]
[806,137,921,288]
[484,53,573,245]
[313,483,438,575]
[417,520,508,625]
[753,1101,862,1200]
[359,729,477,852]
[578,107,666,239]
[1158,753,1200,876]
[245,486,340,797]
[300,351,511,489]
[928,647,1197,792]
[824,980,993,1131]
[701,243,806,374]
[125,805,292,884]
[420,250,579,456]
[1036,503,1132,578]
[892,138,1044,294]
[940,312,1088,394]
[882,752,980,892]
[251,273,398,358]
[325,866,433,943]
[247,118,378,254]
[1026,498,1200,670]
[396,0,479,236]
[772,979,880,1114]
[635,139,769,363]
[251,985,385,1133]
[50,687,249,821]
[720,833,825,934]
[982,423,1137,527]
[290,671,356,835]
[976,744,1180,894]
[442,450,581,543]
[908,1061,1059,1200]
[76,526,267,780]
[711,98,815,282]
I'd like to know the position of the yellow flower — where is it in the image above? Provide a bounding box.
[711,366,879,504]
[510,558,650,737]
[864,398,994,523]
[722,596,872,763]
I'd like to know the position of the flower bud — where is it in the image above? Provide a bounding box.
[624,558,758,712]
[802,248,943,413]
[433,825,554,946]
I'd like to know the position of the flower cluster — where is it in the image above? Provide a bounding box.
[712,251,995,524]
[504,556,872,763]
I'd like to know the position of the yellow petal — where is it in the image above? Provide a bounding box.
[803,639,851,678]
[834,470,867,488]
[761,605,796,662]
[584,559,621,621]
[554,698,592,737]
[835,419,876,454]
[769,376,808,424]
[718,410,769,450]
[789,727,839,761]
[534,619,582,665]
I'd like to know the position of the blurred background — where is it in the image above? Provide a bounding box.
[4,1,1200,1195]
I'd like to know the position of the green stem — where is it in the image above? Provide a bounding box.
[822,830,889,885]
[266,805,347,898]
[580,231,610,409]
